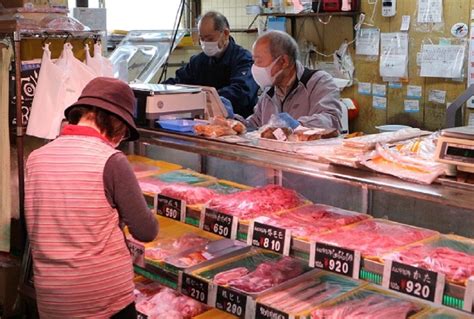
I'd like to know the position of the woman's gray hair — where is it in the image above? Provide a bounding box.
[199,11,230,32]
[257,30,299,64]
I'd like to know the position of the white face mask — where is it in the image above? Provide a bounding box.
[251,57,282,88]
[201,41,223,57]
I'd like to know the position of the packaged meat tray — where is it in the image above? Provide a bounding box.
[127,154,181,178]
[160,184,218,206]
[386,235,474,286]
[163,239,247,274]
[205,185,307,220]
[310,285,425,319]
[412,307,473,319]
[190,248,310,296]
[342,128,423,150]
[313,219,438,262]
[134,276,207,318]
[253,204,370,242]
[257,272,365,317]
[145,233,212,263]
[147,169,217,185]
[205,180,252,195]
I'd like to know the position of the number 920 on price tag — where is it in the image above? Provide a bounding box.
[310,242,361,279]
[157,194,185,222]
[383,260,445,304]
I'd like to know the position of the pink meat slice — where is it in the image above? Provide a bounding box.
[213,267,250,285]
[160,184,217,205]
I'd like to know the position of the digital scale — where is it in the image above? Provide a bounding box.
[435,126,474,173]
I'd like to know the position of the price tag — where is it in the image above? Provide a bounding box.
[180,272,210,305]
[126,238,145,268]
[464,277,474,312]
[201,208,238,239]
[309,242,360,279]
[382,260,445,304]
[247,221,291,255]
[215,286,247,318]
[255,303,289,319]
[157,194,185,222]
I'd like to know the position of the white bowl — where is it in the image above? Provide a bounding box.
[375,124,412,133]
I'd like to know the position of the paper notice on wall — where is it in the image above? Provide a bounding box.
[407,85,423,99]
[404,99,420,113]
[401,15,411,31]
[428,89,447,104]
[380,33,409,78]
[356,28,380,56]
[468,10,474,108]
[469,113,474,126]
[358,82,372,95]
[372,84,387,97]
[420,44,465,78]
[417,0,443,23]
[373,96,387,109]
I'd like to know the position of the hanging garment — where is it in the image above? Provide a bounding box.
[27,43,96,140]
[86,42,114,77]
[0,41,13,252]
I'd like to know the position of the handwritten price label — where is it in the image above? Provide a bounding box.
[157,194,185,222]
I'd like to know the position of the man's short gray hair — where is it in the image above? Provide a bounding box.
[200,11,230,32]
[257,30,299,64]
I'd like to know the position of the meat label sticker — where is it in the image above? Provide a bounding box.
[309,242,361,279]
[382,260,445,304]
[247,221,291,255]
[255,303,290,319]
[201,208,238,240]
[126,238,145,268]
[215,286,248,318]
[179,272,210,305]
[157,194,186,222]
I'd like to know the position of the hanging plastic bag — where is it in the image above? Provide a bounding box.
[86,42,114,77]
[26,43,67,139]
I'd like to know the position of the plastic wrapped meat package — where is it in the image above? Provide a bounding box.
[127,155,181,178]
[145,233,212,262]
[164,239,246,269]
[311,286,425,319]
[386,235,474,286]
[192,249,309,295]
[254,204,370,242]
[134,277,207,319]
[360,144,446,184]
[137,176,169,195]
[160,184,218,206]
[206,185,307,220]
[342,128,423,150]
[313,219,438,261]
[393,132,440,161]
[258,273,364,315]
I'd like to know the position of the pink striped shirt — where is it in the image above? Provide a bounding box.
[25,133,135,318]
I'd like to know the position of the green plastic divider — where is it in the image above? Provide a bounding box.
[359,269,382,284]
[185,216,200,227]
[237,232,247,241]
[442,294,464,310]
[292,250,310,261]
[134,265,178,290]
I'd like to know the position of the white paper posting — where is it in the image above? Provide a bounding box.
[358,82,372,95]
[373,96,387,109]
[420,44,465,78]
[401,15,411,31]
[428,89,447,104]
[404,99,420,113]
[417,0,443,24]
[372,84,387,97]
[356,28,380,56]
[468,11,474,108]
[469,112,474,126]
[380,33,409,78]
[407,85,423,99]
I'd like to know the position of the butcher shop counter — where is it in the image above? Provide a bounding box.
[130,128,474,238]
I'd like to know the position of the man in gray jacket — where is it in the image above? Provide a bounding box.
[246,30,342,131]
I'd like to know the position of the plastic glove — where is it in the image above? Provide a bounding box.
[220,96,234,118]
[277,112,299,129]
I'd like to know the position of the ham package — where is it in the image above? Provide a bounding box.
[135,279,206,319]
[258,273,362,315]
[213,256,305,294]
[311,287,423,319]
[145,233,211,261]
[387,235,474,285]
[254,204,370,241]
[313,219,438,260]
[206,185,306,219]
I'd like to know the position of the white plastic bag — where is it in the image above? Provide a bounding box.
[86,43,114,77]
[26,43,67,139]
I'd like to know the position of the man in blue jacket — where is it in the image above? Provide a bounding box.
[163,11,259,118]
